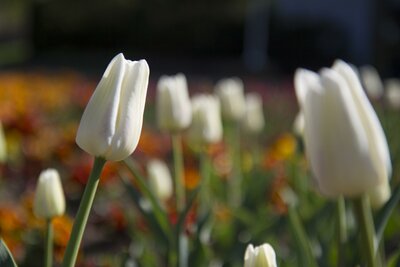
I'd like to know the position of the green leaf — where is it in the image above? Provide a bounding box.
[375,183,400,243]
[0,239,18,267]
[122,158,173,243]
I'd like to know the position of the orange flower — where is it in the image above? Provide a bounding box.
[184,167,201,190]
[263,133,297,169]
[53,215,73,262]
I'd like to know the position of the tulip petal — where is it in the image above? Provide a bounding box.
[106,59,149,161]
[304,68,379,196]
[333,60,391,182]
[76,53,125,158]
[294,68,320,108]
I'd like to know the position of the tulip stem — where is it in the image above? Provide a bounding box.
[62,157,106,267]
[227,122,242,207]
[199,147,211,216]
[45,219,53,267]
[172,134,185,212]
[353,195,380,267]
[336,196,347,267]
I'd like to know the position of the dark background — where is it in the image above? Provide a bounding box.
[1,0,400,77]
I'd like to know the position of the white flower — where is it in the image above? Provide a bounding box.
[76,53,149,161]
[244,243,277,267]
[215,78,246,121]
[292,112,305,137]
[156,74,192,132]
[187,94,223,146]
[241,93,265,134]
[294,60,391,197]
[33,169,66,219]
[385,79,400,109]
[146,159,173,201]
[360,65,384,100]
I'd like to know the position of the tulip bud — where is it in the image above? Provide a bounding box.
[294,60,391,197]
[76,53,149,161]
[241,93,265,135]
[292,112,305,138]
[385,79,400,109]
[33,169,66,219]
[360,65,384,100]
[187,94,223,146]
[156,74,192,132]
[215,78,246,121]
[146,159,173,201]
[0,122,6,163]
[244,243,277,267]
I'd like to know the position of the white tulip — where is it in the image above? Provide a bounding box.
[244,243,277,267]
[292,112,305,137]
[187,94,223,146]
[33,169,66,219]
[146,159,173,201]
[76,53,149,161]
[215,78,246,121]
[295,60,391,197]
[156,74,192,132]
[241,93,265,134]
[385,79,400,109]
[360,65,384,100]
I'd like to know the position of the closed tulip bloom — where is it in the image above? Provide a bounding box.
[244,243,277,267]
[215,78,246,121]
[76,53,149,161]
[241,93,265,134]
[295,60,391,197]
[34,169,66,219]
[156,74,192,132]
[360,65,384,100]
[385,79,400,109]
[147,159,173,201]
[187,94,223,146]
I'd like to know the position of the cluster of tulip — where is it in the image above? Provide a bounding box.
[1,53,399,267]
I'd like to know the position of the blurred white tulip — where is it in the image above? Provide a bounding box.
[360,65,384,100]
[241,93,265,135]
[385,79,400,109]
[368,181,391,210]
[146,159,173,201]
[294,60,391,197]
[187,94,223,146]
[156,73,192,132]
[76,53,149,161]
[34,169,65,219]
[215,78,246,121]
[292,112,305,138]
[244,243,277,267]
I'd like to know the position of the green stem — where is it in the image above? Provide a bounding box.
[227,122,242,207]
[199,148,210,216]
[172,134,185,212]
[45,219,53,267]
[288,206,318,267]
[353,195,380,267]
[62,157,106,267]
[336,196,347,267]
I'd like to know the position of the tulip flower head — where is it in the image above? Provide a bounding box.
[385,79,400,109]
[215,78,246,121]
[34,169,66,219]
[187,94,223,146]
[360,65,384,100]
[241,93,265,135]
[244,243,277,267]
[147,159,173,201]
[156,73,192,132]
[295,60,391,197]
[76,53,149,161]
